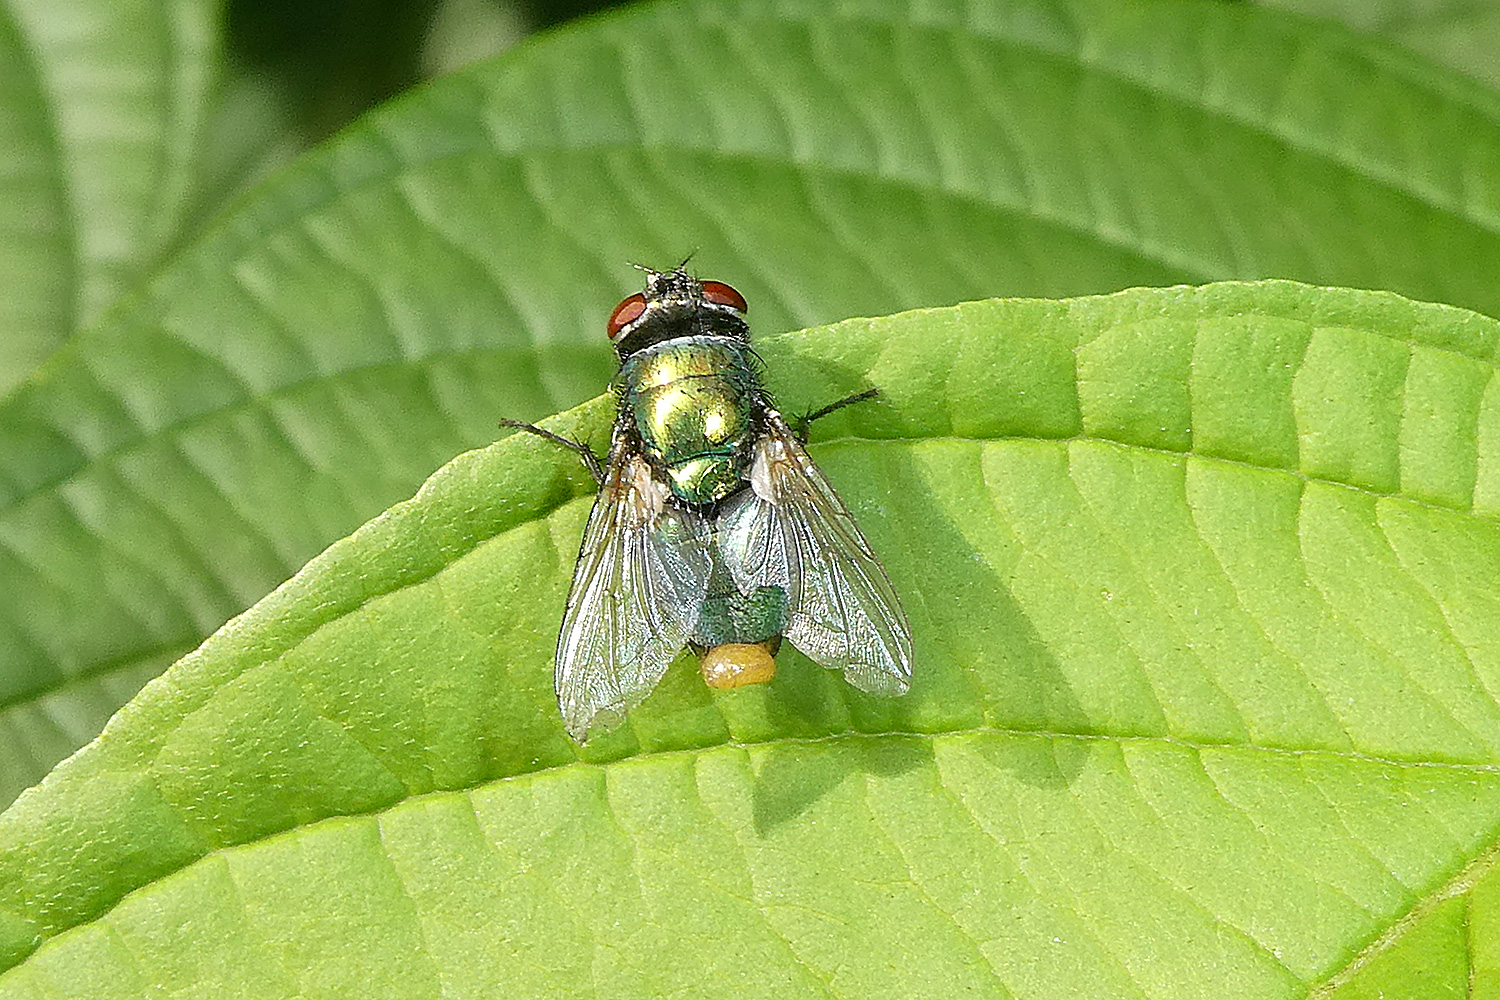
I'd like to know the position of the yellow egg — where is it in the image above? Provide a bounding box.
[699,642,777,689]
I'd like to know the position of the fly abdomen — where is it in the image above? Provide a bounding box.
[692,583,789,648]
[691,573,788,691]
[618,337,761,504]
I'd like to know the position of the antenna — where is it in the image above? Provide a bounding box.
[630,250,698,278]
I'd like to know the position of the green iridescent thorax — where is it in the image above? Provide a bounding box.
[617,337,761,505]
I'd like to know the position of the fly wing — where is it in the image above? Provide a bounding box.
[556,451,711,741]
[717,414,912,694]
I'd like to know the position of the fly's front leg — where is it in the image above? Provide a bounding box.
[790,388,880,444]
[498,419,605,484]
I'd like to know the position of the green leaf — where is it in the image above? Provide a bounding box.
[1258,0,1500,94]
[3,281,1500,995]
[0,0,226,393]
[11,0,1500,806]
[0,8,68,398]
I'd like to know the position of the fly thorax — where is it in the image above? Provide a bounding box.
[618,338,760,505]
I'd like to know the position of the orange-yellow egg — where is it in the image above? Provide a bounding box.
[699,643,777,689]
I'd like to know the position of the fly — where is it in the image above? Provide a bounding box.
[503,265,912,741]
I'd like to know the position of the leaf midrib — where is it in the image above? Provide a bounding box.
[12,725,1499,978]
[0,337,602,515]
[0,642,194,718]
[1307,825,1500,996]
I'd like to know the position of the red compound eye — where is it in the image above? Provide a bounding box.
[700,280,747,314]
[606,293,647,340]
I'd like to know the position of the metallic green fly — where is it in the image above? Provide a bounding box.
[504,267,912,741]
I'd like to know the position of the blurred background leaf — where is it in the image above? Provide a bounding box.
[0,0,224,395]
[1257,0,1500,91]
[0,0,559,408]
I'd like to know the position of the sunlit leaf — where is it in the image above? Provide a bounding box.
[2,282,1499,995]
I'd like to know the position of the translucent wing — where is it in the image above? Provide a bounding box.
[556,450,711,741]
[716,413,912,694]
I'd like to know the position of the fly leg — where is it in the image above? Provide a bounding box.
[498,419,605,484]
[790,388,880,443]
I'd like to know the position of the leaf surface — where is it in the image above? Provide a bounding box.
[3,282,1500,996]
[0,0,226,391]
[1259,0,1500,93]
